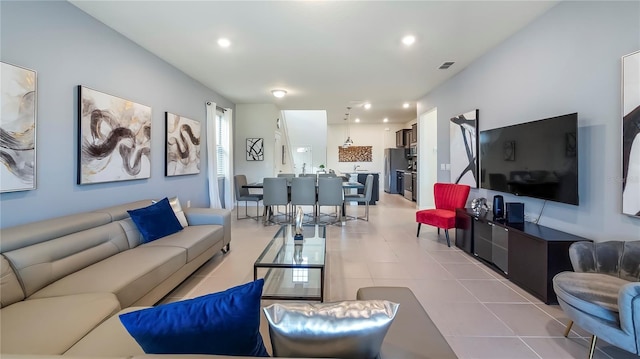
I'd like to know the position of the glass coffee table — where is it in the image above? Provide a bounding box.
[254,224,326,302]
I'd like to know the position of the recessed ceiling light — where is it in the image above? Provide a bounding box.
[402,35,416,46]
[383,118,389,123]
[403,103,410,109]
[355,118,360,123]
[271,89,287,98]
[364,103,371,110]
[217,38,231,48]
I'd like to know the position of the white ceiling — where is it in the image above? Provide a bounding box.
[69,1,558,124]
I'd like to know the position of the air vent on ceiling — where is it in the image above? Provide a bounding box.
[438,61,455,70]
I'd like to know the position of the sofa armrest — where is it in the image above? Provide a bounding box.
[618,282,640,338]
[184,208,231,247]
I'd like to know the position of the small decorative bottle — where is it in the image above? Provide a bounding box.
[294,207,304,241]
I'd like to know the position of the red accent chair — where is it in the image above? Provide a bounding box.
[416,183,471,247]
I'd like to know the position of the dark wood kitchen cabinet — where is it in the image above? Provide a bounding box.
[395,130,403,147]
[455,208,590,304]
[410,123,417,144]
[395,129,411,148]
[404,130,412,148]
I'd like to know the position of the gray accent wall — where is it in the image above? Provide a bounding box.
[417,1,640,241]
[0,1,234,228]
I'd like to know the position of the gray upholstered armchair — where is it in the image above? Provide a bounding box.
[552,241,640,358]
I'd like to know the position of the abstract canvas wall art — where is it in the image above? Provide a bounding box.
[622,50,640,217]
[246,138,264,161]
[78,86,151,184]
[1,62,37,192]
[450,109,479,187]
[165,112,201,176]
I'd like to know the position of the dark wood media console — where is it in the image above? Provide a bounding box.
[455,208,590,304]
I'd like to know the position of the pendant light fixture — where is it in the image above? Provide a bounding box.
[343,107,353,148]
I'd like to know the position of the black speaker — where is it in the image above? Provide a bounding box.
[492,195,504,219]
[506,202,525,224]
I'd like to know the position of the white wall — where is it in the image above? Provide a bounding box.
[418,109,438,209]
[234,104,281,184]
[274,128,295,175]
[282,110,327,173]
[416,1,640,241]
[0,1,234,228]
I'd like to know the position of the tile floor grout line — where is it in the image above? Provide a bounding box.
[173,193,630,358]
[517,336,545,359]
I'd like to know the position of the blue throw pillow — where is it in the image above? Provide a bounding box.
[119,279,269,357]
[127,197,183,243]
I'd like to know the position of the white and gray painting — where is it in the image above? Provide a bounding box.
[79,86,151,184]
[165,112,200,176]
[1,62,36,192]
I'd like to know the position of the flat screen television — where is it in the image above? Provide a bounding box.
[479,113,578,205]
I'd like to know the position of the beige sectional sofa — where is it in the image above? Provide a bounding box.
[0,199,458,359]
[0,199,231,356]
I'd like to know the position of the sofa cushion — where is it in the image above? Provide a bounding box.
[619,241,640,281]
[416,209,456,229]
[65,306,146,356]
[155,197,189,228]
[0,293,120,354]
[3,222,130,298]
[264,300,398,359]
[0,212,112,253]
[119,279,269,357]
[0,255,24,308]
[127,198,183,243]
[142,225,224,262]
[553,271,625,324]
[29,246,186,308]
[169,197,189,228]
[67,305,275,357]
[184,208,231,247]
[92,200,157,222]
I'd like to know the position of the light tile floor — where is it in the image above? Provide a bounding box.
[162,193,637,359]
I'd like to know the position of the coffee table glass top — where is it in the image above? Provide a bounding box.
[255,225,326,267]
[254,224,327,301]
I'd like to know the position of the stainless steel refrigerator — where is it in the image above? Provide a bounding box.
[384,148,408,193]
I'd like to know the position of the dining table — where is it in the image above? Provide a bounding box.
[243,181,364,224]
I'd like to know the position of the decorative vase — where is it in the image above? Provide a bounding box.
[294,206,304,240]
